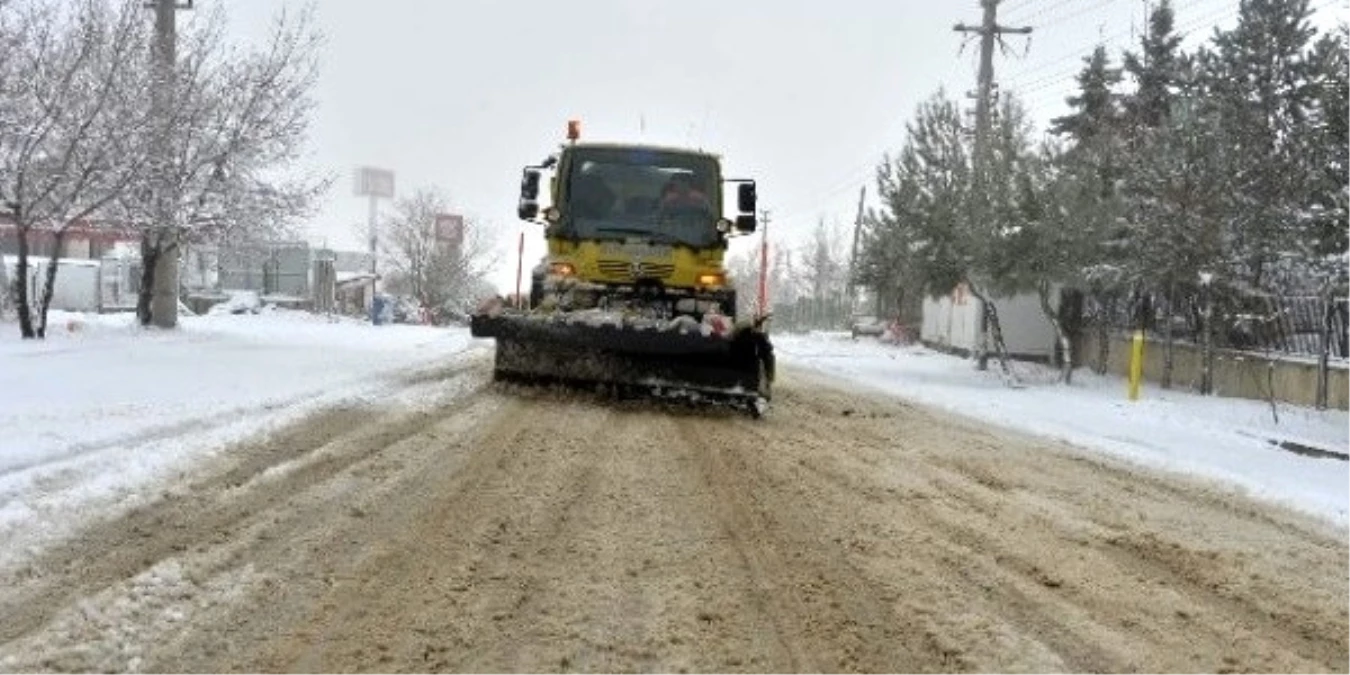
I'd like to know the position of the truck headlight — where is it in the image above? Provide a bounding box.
[697,272,726,288]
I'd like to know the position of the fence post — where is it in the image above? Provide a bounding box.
[1199,272,1214,395]
[1339,299,1349,359]
[1317,296,1332,410]
[1162,283,1175,390]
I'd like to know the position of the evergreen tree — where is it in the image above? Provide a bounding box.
[1050,45,1123,143]
[1207,0,1320,292]
[1121,0,1183,131]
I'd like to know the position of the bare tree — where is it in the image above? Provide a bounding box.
[0,0,25,319]
[112,2,327,328]
[793,218,851,329]
[379,187,500,320]
[723,250,758,320]
[0,0,153,338]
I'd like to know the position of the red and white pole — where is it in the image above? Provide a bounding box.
[756,211,770,317]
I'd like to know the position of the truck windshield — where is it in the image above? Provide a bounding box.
[563,147,722,248]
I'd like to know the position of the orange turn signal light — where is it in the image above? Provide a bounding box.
[549,262,576,277]
[697,272,726,287]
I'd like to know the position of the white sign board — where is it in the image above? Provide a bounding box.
[355,167,395,198]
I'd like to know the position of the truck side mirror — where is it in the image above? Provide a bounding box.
[518,168,542,221]
[521,169,541,200]
[735,214,757,234]
[737,182,756,214]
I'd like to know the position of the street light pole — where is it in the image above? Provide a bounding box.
[368,193,378,318]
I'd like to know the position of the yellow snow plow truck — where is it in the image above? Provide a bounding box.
[470,123,773,416]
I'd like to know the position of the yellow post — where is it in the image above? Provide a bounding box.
[1128,329,1145,401]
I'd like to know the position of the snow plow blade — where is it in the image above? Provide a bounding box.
[471,313,773,412]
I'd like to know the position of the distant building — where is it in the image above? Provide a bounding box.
[0,214,140,260]
[0,214,380,317]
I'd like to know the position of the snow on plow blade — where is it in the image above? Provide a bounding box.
[470,313,772,409]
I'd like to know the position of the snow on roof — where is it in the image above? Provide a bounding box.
[335,271,377,286]
[3,255,102,268]
[568,141,721,160]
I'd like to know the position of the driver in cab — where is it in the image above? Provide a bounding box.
[659,173,711,212]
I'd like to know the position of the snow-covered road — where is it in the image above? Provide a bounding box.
[0,316,1345,672]
[3,316,1345,573]
[0,358,1344,672]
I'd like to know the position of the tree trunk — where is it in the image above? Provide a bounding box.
[1037,281,1072,384]
[967,282,1015,383]
[137,233,161,326]
[1162,282,1176,390]
[1316,294,1332,410]
[976,292,990,371]
[150,235,179,328]
[35,228,70,339]
[1094,293,1113,376]
[0,246,9,320]
[1200,283,1214,395]
[14,222,36,339]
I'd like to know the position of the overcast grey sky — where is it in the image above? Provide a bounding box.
[221,0,1346,293]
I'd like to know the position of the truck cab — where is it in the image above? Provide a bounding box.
[517,141,758,322]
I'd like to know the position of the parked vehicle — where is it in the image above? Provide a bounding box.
[850,315,886,339]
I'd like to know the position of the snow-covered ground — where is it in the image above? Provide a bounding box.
[777,331,1349,525]
[0,309,483,566]
[2,315,1343,570]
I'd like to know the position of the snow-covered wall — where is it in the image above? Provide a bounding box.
[994,292,1057,358]
[921,287,981,352]
[921,284,1057,358]
[3,256,102,312]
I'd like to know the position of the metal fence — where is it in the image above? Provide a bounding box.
[1091,288,1349,361]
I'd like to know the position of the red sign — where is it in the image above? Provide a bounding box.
[435,214,464,247]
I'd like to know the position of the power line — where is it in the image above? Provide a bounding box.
[1005,0,1112,26]
[1004,0,1231,90]
[1011,0,1340,123]
[998,0,1051,20]
[1005,0,1239,96]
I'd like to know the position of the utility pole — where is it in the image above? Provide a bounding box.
[148,0,193,329]
[954,1,1031,176]
[954,0,1030,369]
[846,185,866,315]
[756,209,771,317]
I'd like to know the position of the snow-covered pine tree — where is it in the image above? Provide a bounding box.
[1121,0,1184,132]
[856,159,926,326]
[1122,57,1228,390]
[1048,44,1127,375]
[1206,0,1322,295]
[1303,26,1348,408]
[1118,0,1195,388]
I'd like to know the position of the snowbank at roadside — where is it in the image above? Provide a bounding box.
[777,332,1349,524]
[0,310,484,567]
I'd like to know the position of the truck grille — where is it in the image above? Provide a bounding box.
[596,260,675,282]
